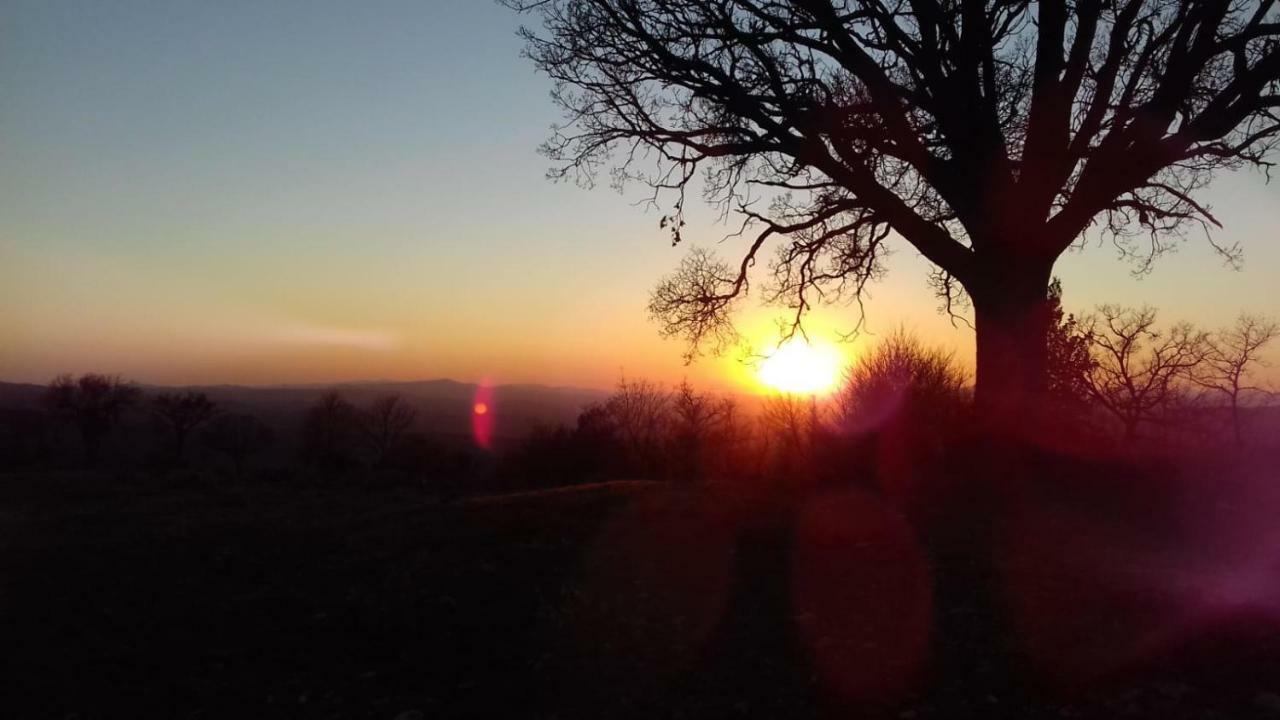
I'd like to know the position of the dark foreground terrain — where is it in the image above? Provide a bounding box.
[4,468,1280,719]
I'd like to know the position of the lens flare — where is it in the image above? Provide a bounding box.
[472,382,494,450]
[758,339,843,394]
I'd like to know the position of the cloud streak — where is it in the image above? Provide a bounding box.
[271,323,401,352]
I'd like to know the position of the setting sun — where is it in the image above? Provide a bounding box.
[757,339,844,395]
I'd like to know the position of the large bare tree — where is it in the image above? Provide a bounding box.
[505,0,1280,427]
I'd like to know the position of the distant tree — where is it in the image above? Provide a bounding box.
[202,413,274,480]
[1192,313,1280,444]
[44,373,141,463]
[301,391,358,469]
[572,402,624,479]
[604,378,671,476]
[575,402,621,448]
[669,379,735,481]
[358,394,417,467]
[705,394,749,479]
[507,423,578,488]
[509,0,1280,430]
[1082,306,1208,441]
[1044,280,1097,420]
[760,392,821,464]
[151,391,218,463]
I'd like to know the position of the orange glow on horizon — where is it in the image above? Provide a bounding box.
[473,402,488,415]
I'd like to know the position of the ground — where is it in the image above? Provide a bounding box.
[2,470,1279,719]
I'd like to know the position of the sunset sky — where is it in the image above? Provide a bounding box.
[2,1,1278,393]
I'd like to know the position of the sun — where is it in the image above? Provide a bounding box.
[757,339,843,395]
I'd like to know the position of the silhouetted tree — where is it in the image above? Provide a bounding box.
[837,328,968,433]
[508,0,1280,429]
[1192,313,1279,444]
[301,391,358,470]
[1082,305,1208,441]
[704,394,750,480]
[44,373,141,463]
[669,379,735,481]
[759,392,821,479]
[202,413,274,480]
[605,378,671,476]
[151,391,218,463]
[1044,279,1096,420]
[507,423,580,487]
[833,329,967,500]
[358,394,417,467]
[572,402,625,479]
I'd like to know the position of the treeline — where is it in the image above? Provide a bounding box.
[1046,284,1278,446]
[0,379,477,490]
[2,294,1274,498]
[501,330,967,502]
[504,291,1278,495]
[501,330,973,506]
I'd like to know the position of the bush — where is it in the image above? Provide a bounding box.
[828,329,970,512]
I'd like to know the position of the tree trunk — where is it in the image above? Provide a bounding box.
[971,267,1054,437]
[1231,401,1243,446]
[1123,417,1139,443]
[932,263,1053,712]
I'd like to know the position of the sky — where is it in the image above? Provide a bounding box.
[2,0,1278,392]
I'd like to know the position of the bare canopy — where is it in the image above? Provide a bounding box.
[506,0,1280,425]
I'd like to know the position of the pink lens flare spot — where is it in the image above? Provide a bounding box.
[471,382,495,450]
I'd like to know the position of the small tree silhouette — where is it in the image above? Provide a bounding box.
[1082,306,1208,442]
[202,413,274,480]
[1192,313,1280,445]
[1044,280,1096,421]
[358,394,417,467]
[670,379,735,481]
[572,402,624,479]
[759,392,822,480]
[301,391,358,470]
[151,391,218,463]
[604,378,671,477]
[44,373,141,464]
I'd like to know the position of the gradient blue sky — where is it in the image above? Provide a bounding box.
[2,0,1278,390]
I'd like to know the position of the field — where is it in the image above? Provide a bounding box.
[3,469,1280,719]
